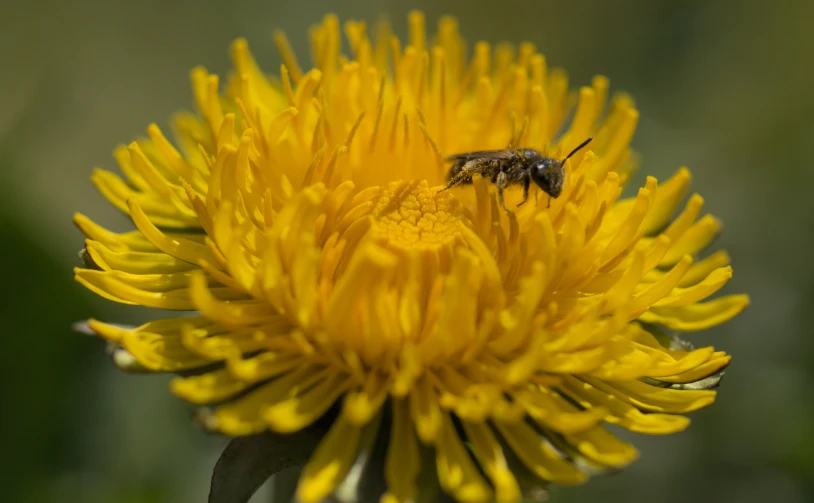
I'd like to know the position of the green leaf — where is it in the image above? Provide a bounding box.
[208,429,322,503]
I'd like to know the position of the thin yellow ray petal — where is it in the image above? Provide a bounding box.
[435,412,493,502]
[263,373,351,433]
[656,352,731,384]
[409,375,443,444]
[559,377,690,434]
[128,200,218,266]
[494,420,587,485]
[171,368,251,404]
[204,364,328,435]
[88,319,209,371]
[661,214,722,266]
[642,167,691,233]
[75,268,199,309]
[297,413,362,503]
[582,376,716,413]
[344,371,390,426]
[640,294,750,331]
[461,420,521,503]
[654,266,733,307]
[83,239,196,274]
[513,387,608,434]
[190,272,279,326]
[383,398,421,503]
[564,426,639,468]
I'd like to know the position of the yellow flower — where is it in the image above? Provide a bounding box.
[75,11,748,503]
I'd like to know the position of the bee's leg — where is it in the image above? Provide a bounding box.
[438,176,458,192]
[439,169,462,192]
[496,171,509,209]
[439,159,486,192]
[517,175,531,207]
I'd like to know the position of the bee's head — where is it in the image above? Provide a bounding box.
[531,159,565,198]
[530,137,593,200]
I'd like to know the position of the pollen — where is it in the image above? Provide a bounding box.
[370,180,465,252]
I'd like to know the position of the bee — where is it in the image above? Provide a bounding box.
[438,137,593,209]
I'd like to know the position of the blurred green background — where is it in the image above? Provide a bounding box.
[2,0,812,501]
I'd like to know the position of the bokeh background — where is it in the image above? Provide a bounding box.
[2,0,812,501]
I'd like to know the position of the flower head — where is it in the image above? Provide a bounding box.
[75,12,748,503]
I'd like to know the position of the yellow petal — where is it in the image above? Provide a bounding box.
[582,376,716,413]
[409,375,443,443]
[383,398,421,503]
[560,377,690,434]
[262,373,351,433]
[513,387,608,434]
[171,368,251,404]
[494,419,587,485]
[563,426,639,468]
[205,365,330,435]
[640,294,750,331]
[435,412,493,502]
[462,420,522,503]
[297,412,362,503]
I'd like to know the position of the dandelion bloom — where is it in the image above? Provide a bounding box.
[75,12,749,503]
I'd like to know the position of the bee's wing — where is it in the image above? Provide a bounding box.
[445,149,515,161]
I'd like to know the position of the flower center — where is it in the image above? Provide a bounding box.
[369,180,466,253]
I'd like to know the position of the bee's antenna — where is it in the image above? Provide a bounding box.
[561,137,593,164]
